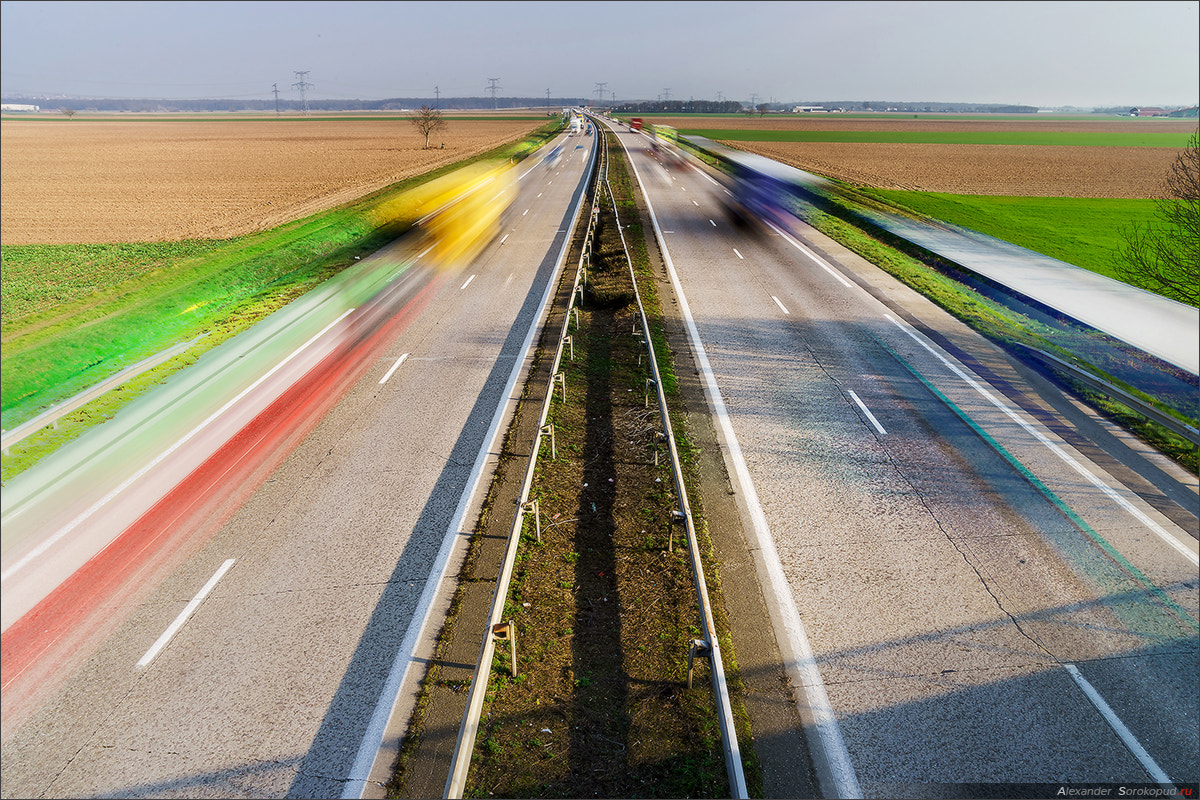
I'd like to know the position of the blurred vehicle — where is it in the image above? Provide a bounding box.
[407,161,518,268]
[630,117,643,132]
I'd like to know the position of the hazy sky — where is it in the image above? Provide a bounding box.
[2,1,1197,108]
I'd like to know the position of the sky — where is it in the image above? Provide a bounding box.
[1,0,1197,108]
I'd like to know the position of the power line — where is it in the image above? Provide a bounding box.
[486,77,500,110]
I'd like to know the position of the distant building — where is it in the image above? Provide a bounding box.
[1,103,40,112]
[1131,107,1169,117]
[791,105,827,113]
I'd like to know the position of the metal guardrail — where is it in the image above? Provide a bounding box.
[597,121,749,799]
[444,131,600,799]
[1016,344,1200,446]
[444,119,748,799]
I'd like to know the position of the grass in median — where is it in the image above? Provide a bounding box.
[459,130,758,798]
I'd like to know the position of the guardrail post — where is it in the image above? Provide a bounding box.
[644,378,656,408]
[541,424,556,459]
[553,372,567,402]
[668,510,685,553]
[522,499,541,543]
[564,334,574,361]
[687,638,710,690]
[492,621,517,678]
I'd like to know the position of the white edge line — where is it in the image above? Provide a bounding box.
[378,353,410,385]
[340,134,597,799]
[847,389,887,435]
[1064,663,1172,784]
[137,558,235,668]
[2,308,356,585]
[772,295,790,315]
[883,313,1199,567]
[618,129,863,800]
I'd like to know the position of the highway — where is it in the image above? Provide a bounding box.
[0,128,597,798]
[600,116,1198,796]
[3,111,1197,799]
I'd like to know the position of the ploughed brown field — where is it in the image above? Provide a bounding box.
[650,115,1195,198]
[0,115,546,244]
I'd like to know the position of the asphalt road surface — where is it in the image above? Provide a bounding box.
[601,115,1198,798]
[0,129,598,798]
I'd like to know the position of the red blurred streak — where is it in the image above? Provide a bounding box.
[1,273,441,718]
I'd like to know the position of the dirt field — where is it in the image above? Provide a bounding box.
[0,115,545,244]
[650,114,1195,198]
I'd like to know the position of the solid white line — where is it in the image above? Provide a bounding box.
[619,135,862,800]
[884,313,1199,567]
[340,134,599,799]
[460,274,476,290]
[137,559,235,668]
[769,221,854,288]
[378,353,410,385]
[2,309,356,585]
[772,295,790,315]
[733,248,744,260]
[847,389,887,435]
[1064,664,1172,783]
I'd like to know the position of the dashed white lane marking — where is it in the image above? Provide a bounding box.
[772,295,790,315]
[1064,664,1172,784]
[379,353,410,385]
[733,248,744,260]
[460,274,476,290]
[138,559,235,668]
[847,389,887,435]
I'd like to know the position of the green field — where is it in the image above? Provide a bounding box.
[857,190,1163,287]
[676,129,1190,147]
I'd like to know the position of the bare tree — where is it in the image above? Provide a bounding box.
[1116,131,1199,305]
[410,104,446,149]
[60,107,77,119]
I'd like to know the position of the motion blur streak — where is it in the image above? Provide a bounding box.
[372,160,517,271]
[1,258,442,739]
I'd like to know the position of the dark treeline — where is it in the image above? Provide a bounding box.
[611,99,1043,114]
